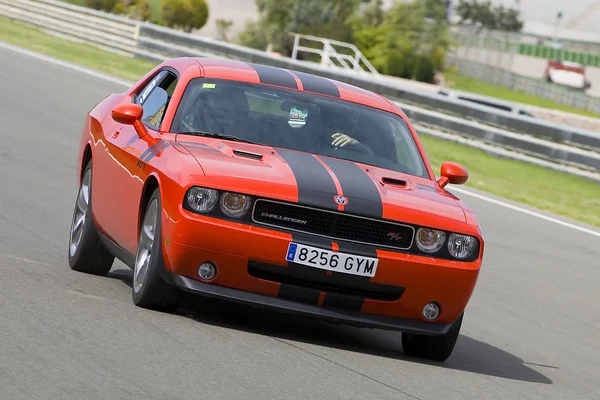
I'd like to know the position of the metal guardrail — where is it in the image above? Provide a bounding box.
[1,0,599,177]
[0,0,139,55]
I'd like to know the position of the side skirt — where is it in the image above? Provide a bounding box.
[97,232,176,286]
[98,232,136,269]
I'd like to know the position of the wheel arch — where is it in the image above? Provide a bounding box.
[138,174,161,234]
[137,172,175,285]
[80,143,93,183]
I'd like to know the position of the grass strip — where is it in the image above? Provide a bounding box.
[0,15,156,82]
[1,15,598,227]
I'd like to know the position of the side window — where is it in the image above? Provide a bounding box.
[137,71,166,105]
[141,88,169,129]
[135,70,179,130]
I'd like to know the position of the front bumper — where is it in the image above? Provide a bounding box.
[161,208,482,328]
[170,273,452,334]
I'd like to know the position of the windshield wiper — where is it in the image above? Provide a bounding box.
[180,131,259,145]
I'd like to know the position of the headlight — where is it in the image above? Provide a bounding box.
[220,192,252,218]
[447,233,478,259]
[415,228,446,253]
[185,187,219,213]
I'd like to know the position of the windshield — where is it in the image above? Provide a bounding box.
[171,78,429,178]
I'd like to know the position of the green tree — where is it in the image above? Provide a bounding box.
[85,0,118,12]
[495,6,523,32]
[455,0,523,32]
[237,0,449,83]
[215,19,234,42]
[352,0,449,82]
[238,0,366,56]
[161,0,210,33]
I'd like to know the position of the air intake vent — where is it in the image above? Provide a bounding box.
[382,177,407,187]
[233,150,263,160]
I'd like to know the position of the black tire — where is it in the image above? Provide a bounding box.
[68,160,115,275]
[131,188,180,312]
[401,313,464,362]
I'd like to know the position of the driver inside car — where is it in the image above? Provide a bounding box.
[331,132,359,148]
[321,109,374,155]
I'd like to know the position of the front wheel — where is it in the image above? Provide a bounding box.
[401,313,464,362]
[68,161,115,275]
[131,188,180,312]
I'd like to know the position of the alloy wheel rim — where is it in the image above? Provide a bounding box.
[69,169,91,257]
[133,199,158,293]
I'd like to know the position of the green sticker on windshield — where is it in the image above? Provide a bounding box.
[203,83,216,89]
[288,106,308,129]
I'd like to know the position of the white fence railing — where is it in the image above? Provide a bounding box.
[1,0,599,179]
[289,32,380,76]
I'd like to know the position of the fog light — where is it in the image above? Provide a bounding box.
[198,262,217,281]
[422,302,440,321]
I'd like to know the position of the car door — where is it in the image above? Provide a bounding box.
[93,69,178,255]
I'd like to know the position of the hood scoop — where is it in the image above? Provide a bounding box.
[381,177,407,187]
[233,149,263,161]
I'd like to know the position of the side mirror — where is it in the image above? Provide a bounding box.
[437,162,469,188]
[112,103,147,138]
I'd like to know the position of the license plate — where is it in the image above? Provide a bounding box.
[285,242,378,277]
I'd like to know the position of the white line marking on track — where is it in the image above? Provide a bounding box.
[0,41,133,87]
[66,290,112,301]
[3,254,62,268]
[451,187,600,238]
[2,40,599,238]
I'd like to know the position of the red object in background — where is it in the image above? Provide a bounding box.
[545,59,591,90]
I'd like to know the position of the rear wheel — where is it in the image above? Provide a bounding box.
[131,188,180,312]
[68,161,114,275]
[402,313,464,362]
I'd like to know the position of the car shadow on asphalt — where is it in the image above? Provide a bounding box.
[108,268,553,385]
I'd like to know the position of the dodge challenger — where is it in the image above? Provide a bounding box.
[68,57,484,361]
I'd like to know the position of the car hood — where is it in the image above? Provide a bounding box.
[177,138,469,228]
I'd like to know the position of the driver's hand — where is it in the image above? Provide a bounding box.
[331,133,359,147]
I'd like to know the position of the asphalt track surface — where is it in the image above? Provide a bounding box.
[1,44,600,400]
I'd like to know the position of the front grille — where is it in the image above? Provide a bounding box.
[252,199,414,250]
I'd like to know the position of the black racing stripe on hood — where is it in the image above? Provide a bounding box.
[318,157,383,218]
[246,63,298,89]
[276,149,338,210]
[292,71,340,98]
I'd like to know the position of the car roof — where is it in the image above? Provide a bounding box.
[189,58,398,114]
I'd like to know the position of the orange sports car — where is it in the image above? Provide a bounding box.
[68,57,484,361]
